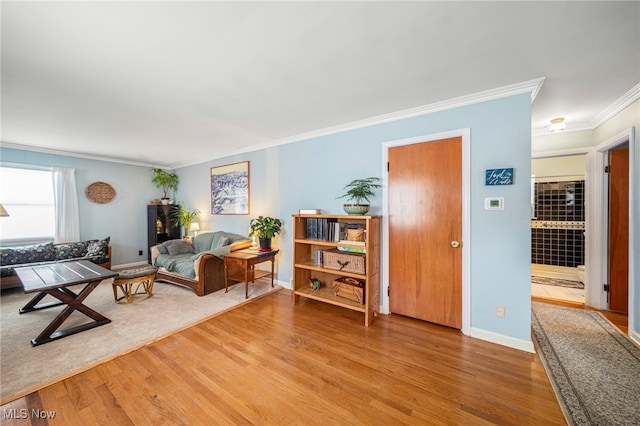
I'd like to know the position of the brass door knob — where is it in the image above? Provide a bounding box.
[451,241,460,248]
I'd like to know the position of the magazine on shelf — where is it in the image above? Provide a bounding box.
[337,246,366,254]
[338,240,365,246]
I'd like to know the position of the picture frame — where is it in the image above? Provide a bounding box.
[210,161,250,215]
[485,168,514,185]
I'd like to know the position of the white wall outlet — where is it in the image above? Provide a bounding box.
[495,305,505,318]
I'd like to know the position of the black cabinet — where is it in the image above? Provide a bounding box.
[147,204,180,262]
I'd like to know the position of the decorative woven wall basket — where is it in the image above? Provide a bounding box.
[85,181,116,204]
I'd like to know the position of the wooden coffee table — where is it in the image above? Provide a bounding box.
[16,260,118,346]
[223,249,278,299]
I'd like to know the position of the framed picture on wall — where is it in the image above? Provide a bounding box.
[485,168,514,185]
[210,161,250,215]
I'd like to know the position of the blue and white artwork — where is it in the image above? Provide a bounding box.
[485,168,514,185]
[211,161,249,214]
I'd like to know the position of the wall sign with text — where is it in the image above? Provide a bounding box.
[485,168,514,185]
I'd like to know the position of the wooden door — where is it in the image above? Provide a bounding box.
[388,137,462,329]
[608,148,629,313]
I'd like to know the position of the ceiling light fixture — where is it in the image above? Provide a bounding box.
[549,117,566,132]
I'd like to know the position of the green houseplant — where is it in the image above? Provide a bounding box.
[172,204,200,237]
[151,168,179,204]
[248,216,283,251]
[337,177,381,215]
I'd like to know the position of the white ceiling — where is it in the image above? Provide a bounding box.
[2,1,639,169]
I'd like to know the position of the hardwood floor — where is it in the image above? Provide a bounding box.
[2,290,567,425]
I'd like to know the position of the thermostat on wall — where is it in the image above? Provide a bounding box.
[485,197,504,210]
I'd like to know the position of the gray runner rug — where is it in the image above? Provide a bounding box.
[532,276,584,289]
[531,302,640,425]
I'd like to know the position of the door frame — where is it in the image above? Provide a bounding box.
[381,128,471,336]
[587,127,635,324]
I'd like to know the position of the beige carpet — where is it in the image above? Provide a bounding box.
[0,278,281,403]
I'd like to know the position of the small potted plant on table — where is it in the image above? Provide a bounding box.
[337,177,381,215]
[249,216,283,252]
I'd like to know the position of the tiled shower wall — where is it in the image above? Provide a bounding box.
[531,180,585,267]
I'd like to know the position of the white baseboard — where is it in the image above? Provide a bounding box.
[275,279,290,289]
[630,330,640,348]
[470,327,535,353]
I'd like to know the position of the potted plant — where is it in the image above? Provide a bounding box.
[337,177,381,215]
[151,168,179,204]
[172,204,200,237]
[248,216,283,251]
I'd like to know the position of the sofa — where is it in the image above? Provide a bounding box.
[151,231,251,296]
[0,237,112,290]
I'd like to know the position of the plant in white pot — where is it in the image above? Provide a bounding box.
[151,168,179,204]
[337,177,381,215]
[248,216,282,252]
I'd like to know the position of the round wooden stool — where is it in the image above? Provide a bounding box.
[112,266,158,304]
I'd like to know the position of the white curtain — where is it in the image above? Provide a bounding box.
[52,167,80,243]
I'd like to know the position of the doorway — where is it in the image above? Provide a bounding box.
[607,144,629,314]
[586,128,635,326]
[530,155,587,304]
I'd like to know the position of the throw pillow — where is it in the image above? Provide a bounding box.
[163,239,194,256]
[86,236,111,257]
[56,241,90,260]
[1,242,56,265]
[216,236,229,248]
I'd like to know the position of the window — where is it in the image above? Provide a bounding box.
[0,166,55,245]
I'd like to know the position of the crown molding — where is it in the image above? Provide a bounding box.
[531,123,594,137]
[4,78,546,169]
[532,147,592,159]
[590,82,640,129]
[178,77,546,168]
[0,141,167,169]
[532,82,640,136]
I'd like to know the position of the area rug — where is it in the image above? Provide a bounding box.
[0,279,281,403]
[532,276,584,289]
[531,302,640,425]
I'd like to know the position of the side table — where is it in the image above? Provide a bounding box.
[223,249,278,299]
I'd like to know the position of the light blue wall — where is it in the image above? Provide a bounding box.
[177,93,533,344]
[0,148,155,266]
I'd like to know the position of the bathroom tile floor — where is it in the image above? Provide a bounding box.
[531,282,585,303]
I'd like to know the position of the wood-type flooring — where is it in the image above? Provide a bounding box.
[2,290,581,425]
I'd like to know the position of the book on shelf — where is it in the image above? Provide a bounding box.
[305,217,341,240]
[312,249,324,265]
[337,246,366,254]
[306,217,317,239]
[299,209,321,214]
[338,240,365,246]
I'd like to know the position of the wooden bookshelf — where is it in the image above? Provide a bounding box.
[291,214,380,326]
